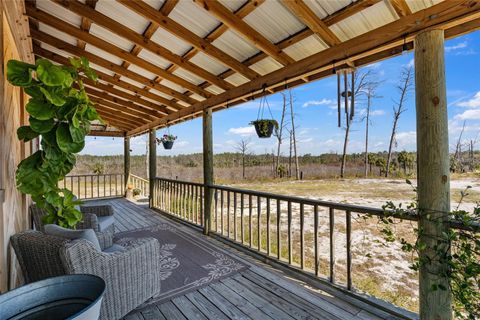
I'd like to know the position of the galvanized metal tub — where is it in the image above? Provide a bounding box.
[0,274,105,320]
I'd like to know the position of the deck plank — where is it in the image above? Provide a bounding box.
[198,285,250,319]
[140,305,166,320]
[185,291,230,320]
[172,296,208,320]
[157,301,187,320]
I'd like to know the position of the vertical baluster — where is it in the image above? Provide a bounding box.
[97,175,99,198]
[70,177,73,193]
[84,176,87,199]
[257,196,261,251]
[227,191,230,238]
[200,186,204,226]
[288,201,292,264]
[91,176,94,198]
[103,175,106,197]
[233,192,237,241]
[249,194,252,248]
[300,203,305,270]
[121,175,124,196]
[266,197,271,256]
[314,205,319,277]
[329,207,335,283]
[220,190,224,235]
[277,199,281,260]
[240,193,244,244]
[195,185,199,224]
[77,177,80,199]
[214,189,218,232]
[63,177,66,189]
[346,210,352,290]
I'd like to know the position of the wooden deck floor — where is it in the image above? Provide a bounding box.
[88,198,406,320]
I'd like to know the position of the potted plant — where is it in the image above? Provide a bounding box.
[7,57,102,228]
[156,134,177,149]
[250,119,278,138]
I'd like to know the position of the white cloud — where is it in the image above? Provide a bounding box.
[406,58,414,68]
[302,99,335,108]
[445,41,467,52]
[358,108,385,117]
[454,109,480,120]
[228,126,256,136]
[395,131,417,149]
[456,92,480,108]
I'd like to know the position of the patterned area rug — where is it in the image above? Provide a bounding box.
[114,222,248,309]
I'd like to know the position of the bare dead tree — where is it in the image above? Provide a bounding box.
[454,120,466,165]
[340,69,372,178]
[235,139,251,179]
[385,67,413,177]
[288,89,300,179]
[288,130,293,177]
[274,92,288,177]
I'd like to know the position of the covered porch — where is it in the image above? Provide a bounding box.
[1,0,480,319]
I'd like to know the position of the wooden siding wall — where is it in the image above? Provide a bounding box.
[0,0,34,293]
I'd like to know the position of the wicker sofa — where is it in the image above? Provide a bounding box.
[11,230,161,320]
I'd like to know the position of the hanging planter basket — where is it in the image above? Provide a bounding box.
[163,140,174,149]
[250,87,278,139]
[156,132,177,150]
[250,119,278,138]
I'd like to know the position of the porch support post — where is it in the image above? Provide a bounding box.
[148,129,156,208]
[415,29,452,319]
[203,108,214,235]
[124,136,130,192]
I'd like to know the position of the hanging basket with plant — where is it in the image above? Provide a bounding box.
[7,57,102,228]
[156,134,177,150]
[250,88,278,138]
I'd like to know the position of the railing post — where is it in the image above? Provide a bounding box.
[203,108,214,235]
[415,29,452,319]
[124,136,130,194]
[148,129,156,208]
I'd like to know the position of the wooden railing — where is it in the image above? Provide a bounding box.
[61,174,125,199]
[152,177,478,316]
[128,174,150,196]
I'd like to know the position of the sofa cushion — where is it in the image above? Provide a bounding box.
[97,215,115,232]
[44,224,101,251]
[102,244,126,254]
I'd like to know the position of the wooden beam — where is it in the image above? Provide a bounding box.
[193,0,294,66]
[415,29,451,320]
[77,0,97,49]
[389,0,412,17]
[50,0,233,91]
[202,108,213,235]
[88,96,158,122]
[117,0,259,80]
[33,45,186,110]
[323,0,381,26]
[281,0,341,47]
[88,130,125,137]
[148,129,156,208]
[128,0,480,136]
[95,112,135,131]
[26,4,212,99]
[166,0,264,75]
[94,106,146,126]
[29,29,197,105]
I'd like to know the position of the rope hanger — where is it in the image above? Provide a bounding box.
[256,84,275,120]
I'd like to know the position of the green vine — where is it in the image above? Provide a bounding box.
[7,57,101,228]
[369,180,479,319]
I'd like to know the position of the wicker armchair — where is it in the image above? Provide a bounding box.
[30,204,115,233]
[11,230,161,320]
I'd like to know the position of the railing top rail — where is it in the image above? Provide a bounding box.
[130,174,149,183]
[66,173,123,177]
[154,177,479,232]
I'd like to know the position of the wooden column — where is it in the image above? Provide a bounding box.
[148,129,157,208]
[415,29,452,319]
[203,108,214,235]
[124,136,130,192]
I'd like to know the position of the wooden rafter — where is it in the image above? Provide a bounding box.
[389,0,412,17]
[323,0,381,25]
[117,0,259,80]
[88,96,158,122]
[33,46,185,110]
[88,130,125,137]
[29,29,197,105]
[128,0,480,136]
[166,0,264,77]
[26,5,212,99]
[281,0,341,47]
[77,0,97,49]
[50,0,233,91]
[193,0,294,66]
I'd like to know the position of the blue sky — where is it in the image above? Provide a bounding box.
[82,30,480,156]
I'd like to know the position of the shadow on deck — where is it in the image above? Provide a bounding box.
[88,198,409,320]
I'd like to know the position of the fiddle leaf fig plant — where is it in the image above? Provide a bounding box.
[7,57,102,228]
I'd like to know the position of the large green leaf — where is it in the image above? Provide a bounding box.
[36,59,73,88]
[85,105,101,121]
[6,60,35,87]
[17,126,39,142]
[29,116,55,133]
[69,124,86,143]
[24,85,44,99]
[26,98,55,120]
[39,86,66,106]
[56,123,85,153]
